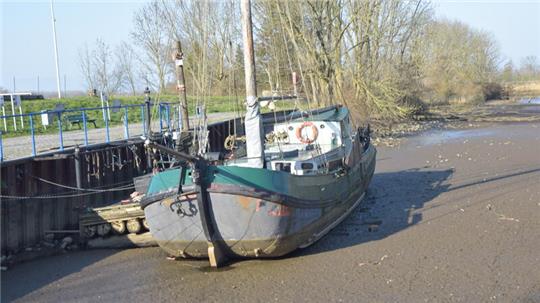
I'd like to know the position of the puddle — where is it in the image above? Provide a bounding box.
[518,97,540,105]
[417,128,495,146]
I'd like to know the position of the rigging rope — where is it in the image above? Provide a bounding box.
[30,175,135,193]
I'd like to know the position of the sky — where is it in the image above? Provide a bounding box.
[1,0,539,93]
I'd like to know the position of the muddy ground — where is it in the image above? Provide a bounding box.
[2,100,540,302]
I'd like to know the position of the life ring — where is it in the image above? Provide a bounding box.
[295,122,318,144]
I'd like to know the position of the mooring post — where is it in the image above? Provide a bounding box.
[174,40,190,131]
[104,112,110,143]
[29,114,36,156]
[123,107,129,139]
[57,112,64,151]
[141,105,146,136]
[82,110,89,146]
[74,145,82,189]
[144,87,151,136]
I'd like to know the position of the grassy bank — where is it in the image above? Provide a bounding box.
[0,94,295,138]
[509,80,540,98]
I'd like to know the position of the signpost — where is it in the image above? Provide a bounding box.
[15,95,24,128]
[0,92,31,131]
[100,92,110,121]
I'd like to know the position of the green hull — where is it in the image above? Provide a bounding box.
[143,139,376,258]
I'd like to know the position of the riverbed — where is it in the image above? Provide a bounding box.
[2,122,539,302]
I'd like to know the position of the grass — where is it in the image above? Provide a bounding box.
[510,80,540,98]
[0,94,296,138]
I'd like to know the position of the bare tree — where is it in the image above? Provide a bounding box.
[92,38,123,95]
[116,41,138,95]
[131,0,171,92]
[78,39,123,96]
[158,0,240,96]
[78,43,97,94]
[519,56,540,80]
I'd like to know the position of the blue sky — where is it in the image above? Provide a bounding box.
[1,0,539,93]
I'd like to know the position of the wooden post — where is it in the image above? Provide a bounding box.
[241,0,264,167]
[174,40,190,131]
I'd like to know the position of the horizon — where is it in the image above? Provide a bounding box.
[1,0,540,94]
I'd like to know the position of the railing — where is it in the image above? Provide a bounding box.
[0,102,180,161]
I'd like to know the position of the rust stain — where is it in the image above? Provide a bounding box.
[268,205,291,217]
[237,196,253,210]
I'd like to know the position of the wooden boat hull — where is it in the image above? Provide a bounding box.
[142,142,376,259]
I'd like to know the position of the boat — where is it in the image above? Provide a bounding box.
[140,0,376,267]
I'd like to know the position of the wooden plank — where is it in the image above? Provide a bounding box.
[1,165,8,254]
[39,159,52,243]
[15,164,26,249]
[112,148,120,201]
[104,150,114,204]
[53,159,64,230]
[6,164,20,252]
[23,161,37,248]
[34,160,44,245]
[65,156,76,227]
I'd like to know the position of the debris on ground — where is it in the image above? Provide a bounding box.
[486,204,520,222]
[61,237,73,249]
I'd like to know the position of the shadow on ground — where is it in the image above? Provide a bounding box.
[0,249,119,302]
[295,168,454,257]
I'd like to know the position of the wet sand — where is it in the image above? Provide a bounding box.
[2,122,540,302]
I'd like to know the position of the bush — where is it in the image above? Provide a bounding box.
[482,82,506,100]
[396,95,427,115]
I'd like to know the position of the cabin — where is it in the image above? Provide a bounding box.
[222,106,354,175]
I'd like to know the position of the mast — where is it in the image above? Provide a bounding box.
[241,0,264,167]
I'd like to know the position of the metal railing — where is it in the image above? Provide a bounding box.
[0,102,180,161]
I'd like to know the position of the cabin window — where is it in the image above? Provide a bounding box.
[275,162,291,173]
[301,163,314,169]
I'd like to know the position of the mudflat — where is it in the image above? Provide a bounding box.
[2,122,539,302]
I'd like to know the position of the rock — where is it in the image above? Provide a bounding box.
[42,241,55,248]
[61,237,73,249]
[44,233,55,242]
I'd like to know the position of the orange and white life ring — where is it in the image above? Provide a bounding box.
[295,122,318,144]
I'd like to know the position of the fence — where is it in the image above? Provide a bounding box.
[0,102,180,161]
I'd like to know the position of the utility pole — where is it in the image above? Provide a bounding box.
[50,0,62,98]
[241,0,264,168]
[173,40,190,131]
